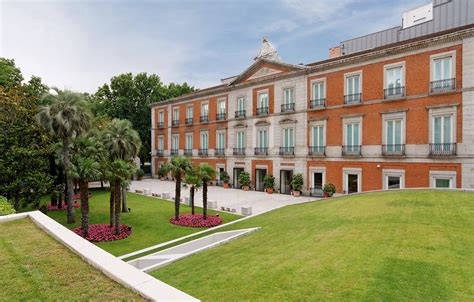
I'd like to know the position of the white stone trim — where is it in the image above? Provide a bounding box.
[428,105,457,144]
[343,167,362,194]
[429,50,456,82]
[382,111,406,146]
[430,170,457,188]
[343,115,363,146]
[382,169,405,190]
[309,166,326,188]
[309,119,326,147]
[309,77,326,100]
[344,70,363,98]
[383,61,406,90]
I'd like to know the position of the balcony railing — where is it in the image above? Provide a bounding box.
[254,147,268,155]
[382,144,405,156]
[256,107,269,116]
[430,78,456,94]
[156,149,164,156]
[184,149,193,156]
[279,147,295,156]
[384,86,405,99]
[308,146,326,156]
[198,149,208,157]
[157,122,164,129]
[235,110,246,119]
[216,113,226,121]
[185,117,193,125]
[172,120,179,127]
[281,103,295,113]
[310,186,324,197]
[170,149,179,155]
[429,143,456,156]
[214,148,225,157]
[200,115,209,123]
[233,147,245,156]
[342,145,362,156]
[310,98,326,109]
[344,93,362,104]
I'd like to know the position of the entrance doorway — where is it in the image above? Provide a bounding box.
[255,169,267,191]
[233,167,244,189]
[311,172,324,197]
[216,166,225,186]
[347,174,359,194]
[280,170,293,194]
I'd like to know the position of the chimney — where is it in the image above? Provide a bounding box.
[329,46,341,59]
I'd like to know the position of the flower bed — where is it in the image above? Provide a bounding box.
[47,202,80,211]
[72,224,132,242]
[170,214,223,228]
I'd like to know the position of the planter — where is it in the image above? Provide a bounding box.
[137,176,143,181]
[242,186,249,191]
[159,177,165,181]
[223,182,230,189]
[266,188,274,194]
[292,191,301,197]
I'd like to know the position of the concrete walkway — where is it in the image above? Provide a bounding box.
[129,179,316,215]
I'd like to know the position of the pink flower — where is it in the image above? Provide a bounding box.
[170,214,223,228]
[47,202,80,211]
[72,224,132,242]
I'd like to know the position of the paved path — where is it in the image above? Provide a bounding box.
[128,178,316,215]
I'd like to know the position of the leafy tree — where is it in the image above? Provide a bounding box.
[197,163,216,220]
[0,58,23,89]
[37,89,93,223]
[162,156,192,221]
[183,167,202,215]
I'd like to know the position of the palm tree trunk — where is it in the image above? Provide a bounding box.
[190,185,195,215]
[62,141,75,224]
[79,180,90,238]
[114,180,122,235]
[121,185,128,213]
[203,182,208,220]
[109,187,115,227]
[175,176,181,221]
[49,155,58,207]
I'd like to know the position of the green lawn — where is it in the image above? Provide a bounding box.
[42,189,240,256]
[151,190,474,301]
[0,218,144,301]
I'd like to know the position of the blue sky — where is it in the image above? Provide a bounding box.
[0,0,427,93]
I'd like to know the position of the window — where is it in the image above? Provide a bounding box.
[312,81,325,101]
[283,128,294,148]
[237,97,245,111]
[185,133,193,150]
[383,169,405,190]
[433,56,453,81]
[158,136,164,151]
[433,115,452,145]
[173,108,179,121]
[201,103,209,116]
[200,132,208,149]
[257,129,268,148]
[384,63,405,97]
[171,134,179,150]
[218,99,226,114]
[386,119,402,151]
[345,72,361,97]
[158,111,164,123]
[435,178,451,188]
[236,131,245,148]
[430,51,456,92]
[258,92,269,109]
[345,123,360,150]
[217,132,226,149]
[429,106,456,155]
[312,125,324,149]
[430,171,456,189]
[283,88,294,105]
[186,106,193,119]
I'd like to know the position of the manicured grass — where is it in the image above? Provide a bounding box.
[0,218,144,301]
[151,190,474,301]
[42,189,241,256]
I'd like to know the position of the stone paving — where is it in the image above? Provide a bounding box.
[128,178,316,215]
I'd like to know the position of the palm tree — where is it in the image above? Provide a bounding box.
[162,156,192,221]
[197,163,215,220]
[37,88,92,224]
[102,119,141,234]
[183,167,201,215]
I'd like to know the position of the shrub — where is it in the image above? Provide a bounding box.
[158,166,166,178]
[238,171,251,187]
[220,170,230,183]
[263,174,275,189]
[136,168,145,180]
[291,174,304,192]
[323,183,336,197]
[0,196,15,216]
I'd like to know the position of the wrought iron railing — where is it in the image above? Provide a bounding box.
[235,110,246,118]
[170,149,179,155]
[156,149,164,156]
[254,147,268,155]
[216,113,226,121]
[429,143,456,156]
[185,118,193,125]
[214,148,225,156]
[281,103,295,113]
[172,120,179,127]
[279,147,294,156]
[198,149,208,156]
[233,147,245,156]
[384,86,405,99]
[157,122,164,129]
[256,107,269,116]
[308,146,325,156]
[382,144,405,156]
[344,93,362,104]
[184,149,193,156]
[342,145,362,156]
[430,78,456,93]
[200,115,209,123]
[310,98,326,109]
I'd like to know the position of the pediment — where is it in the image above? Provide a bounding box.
[255,120,270,127]
[279,118,297,125]
[233,123,247,128]
[229,59,305,86]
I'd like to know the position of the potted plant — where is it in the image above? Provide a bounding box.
[263,174,275,194]
[220,171,231,188]
[291,173,304,197]
[238,171,251,191]
[158,167,166,180]
[136,168,145,181]
[323,183,336,198]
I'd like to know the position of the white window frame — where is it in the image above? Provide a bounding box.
[171,134,179,150]
[309,167,326,189]
[257,128,269,148]
[310,120,326,148]
[383,61,406,90]
[282,87,295,105]
[217,98,226,114]
[158,135,164,151]
[172,107,179,121]
[236,131,246,148]
[200,131,209,150]
[430,170,456,189]
[428,106,457,145]
[430,50,456,82]
[185,133,193,150]
[310,78,326,101]
[382,111,406,146]
[382,169,405,190]
[237,96,246,111]
[257,90,269,109]
[186,105,193,119]
[344,70,363,97]
[282,127,295,148]
[201,102,209,117]
[158,110,164,123]
[343,167,362,194]
[216,130,226,149]
[343,116,363,149]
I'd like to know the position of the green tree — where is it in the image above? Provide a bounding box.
[37,89,92,223]
[183,167,202,215]
[0,58,23,89]
[197,163,216,220]
[162,156,192,221]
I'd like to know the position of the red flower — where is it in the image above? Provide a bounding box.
[170,214,223,228]
[47,202,80,211]
[72,224,132,242]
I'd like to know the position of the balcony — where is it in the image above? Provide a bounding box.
[310,98,325,109]
[308,146,325,156]
[344,93,362,105]
[342,145,362,156]
[171,120,179,127]
[279,147,294,156]
[170,149,179,156]
[254,147,268,156]
[430,78,456,94]
[200,115,209,123]
[382,144,405,156]
[384,86,405,99]
[310,186,324,197]
[185,118,193,125]
[156,149,164,156]
[235,110,246,119]
[216,113,226,121]
[281,103,295,113]
[184,149,193,156]
[214,148,225,157]
[157,122,165,129]
[233,147,245,156]
[256,107,269,116]
[429,143,456,156]
[198,149,208,157]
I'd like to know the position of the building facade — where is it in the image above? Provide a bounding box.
[151,2,474,196]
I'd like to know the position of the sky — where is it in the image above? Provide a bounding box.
[0,0,428,93]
